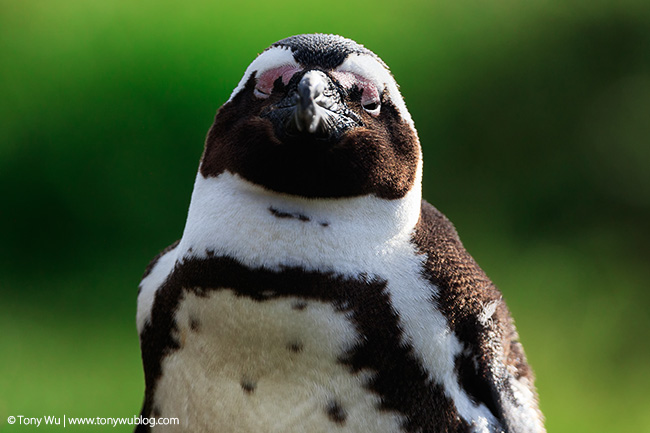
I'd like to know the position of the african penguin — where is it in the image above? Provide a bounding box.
[136,34,545,433]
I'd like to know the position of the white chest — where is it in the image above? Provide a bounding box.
[140,172,497,432]
[152,289,404,433]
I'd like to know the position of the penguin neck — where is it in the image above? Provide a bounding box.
[176,169,423,274]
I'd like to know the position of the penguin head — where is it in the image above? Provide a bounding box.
[200,34,421,199]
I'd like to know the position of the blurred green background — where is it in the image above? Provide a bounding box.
[1,0,649,431]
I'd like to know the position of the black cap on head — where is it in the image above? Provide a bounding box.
[271,34,384,69]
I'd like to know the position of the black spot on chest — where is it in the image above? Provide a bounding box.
[240,379,257,393]
[325,400,347,425]
[286,342,304,353]
[189,317,200,332]
[269,206,311,222]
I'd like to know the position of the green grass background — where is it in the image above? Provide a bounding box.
[1,0,649,431]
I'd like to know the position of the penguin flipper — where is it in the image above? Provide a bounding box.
[136,240,181,428]
[414,201,544,432]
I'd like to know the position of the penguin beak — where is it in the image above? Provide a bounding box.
[293,71,335,134]
[262,70,361,141]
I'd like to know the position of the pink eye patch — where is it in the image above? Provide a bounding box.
[254,67,381,111]
[331,71,380,108]
[255,65,303,97]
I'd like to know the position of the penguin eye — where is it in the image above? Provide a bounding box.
[330,71,382,115]
[254,88,271,99]
[362,99,380,115]
[359,82,381,116]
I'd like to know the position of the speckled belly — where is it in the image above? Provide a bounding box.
[151,289,404,433]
